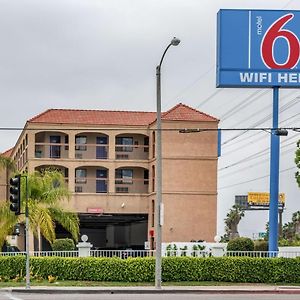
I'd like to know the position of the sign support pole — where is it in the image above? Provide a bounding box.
[268,86,280,253]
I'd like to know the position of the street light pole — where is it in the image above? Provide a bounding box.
[155,37,180,289]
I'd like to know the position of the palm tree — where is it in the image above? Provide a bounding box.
[282,222,295,241]
[292,211,300,234]
[0,169,79,249]
[0,155,16,171]
[224,205,245,240]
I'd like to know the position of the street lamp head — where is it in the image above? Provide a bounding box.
[171,37,180,46]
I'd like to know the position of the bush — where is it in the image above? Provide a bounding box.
[254,240,268,251]
[1,256,300,283]
[279,239,300,247]
[227,237,254,251]
[51,239,75,251]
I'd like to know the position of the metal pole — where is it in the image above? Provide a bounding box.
[25,175,30,289]
[155,64,162,289]
[154,37,180,289]
[268,87,280,253]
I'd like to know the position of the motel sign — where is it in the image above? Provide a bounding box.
[217,9,300,88]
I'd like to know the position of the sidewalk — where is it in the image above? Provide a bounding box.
[3,285,300,294]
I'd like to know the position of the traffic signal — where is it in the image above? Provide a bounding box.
[9,175,21,215]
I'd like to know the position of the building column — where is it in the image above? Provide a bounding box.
[68,132,76,159]
[108,134,115,160]
[108,166,115,193]
[68,166,75,193]
[27,131,35,160]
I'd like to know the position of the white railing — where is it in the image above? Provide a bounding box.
[164,250,210,257]
[1,250,300,258]
[0,251,26,256]
[31,251,79,257]
[90,250,155,258]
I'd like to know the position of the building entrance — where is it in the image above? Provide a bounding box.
[41,213,148,251]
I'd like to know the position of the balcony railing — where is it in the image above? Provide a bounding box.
[34,143,150,160]
[115,178,149,194]
[35,143,69,159]
[75,177,109,193]
[75,144,108,160]
[115,144,149,160]
[74,177,149,194]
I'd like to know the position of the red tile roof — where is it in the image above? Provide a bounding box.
[1,147,13,158]
[162,103,218,122]
[29,109,156,126]
[28,103,218,126]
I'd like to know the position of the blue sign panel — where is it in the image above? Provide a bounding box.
[217,9,300,87]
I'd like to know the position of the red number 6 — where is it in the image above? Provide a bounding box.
[261,14,300,69]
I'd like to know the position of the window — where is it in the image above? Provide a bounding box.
[151,200,155,227]
[75,169,87,183]
[64,135,69,150]
[96,169,108,193]
[144,169,149,185]
[152,131,155,158]
[152,165,155,192]
[116,137,133,152]
[115,169,133,184]
[144,137,149,152]
[50,136,61,158]
[75,136,87,151]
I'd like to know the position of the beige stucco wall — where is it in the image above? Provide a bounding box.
[9,117,218,247]
[149,120,218,242]
[0,168,7,201]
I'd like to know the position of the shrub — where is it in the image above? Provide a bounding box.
[227,237,254,251]
[254,240,268,251]
[51,238,75,251]
[1,256,300,283]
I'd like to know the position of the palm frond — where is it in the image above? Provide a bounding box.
[34,207,56,244]
[0,155,16,171]
[49,207,79,242]
[0,201,20,248]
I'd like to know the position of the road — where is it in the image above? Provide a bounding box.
[1,292,300,300]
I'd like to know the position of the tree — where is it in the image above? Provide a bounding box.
[224,205,245,240]
[292,211,300,234]
[0,169,79,249]
[282,222,295,241]
[295,140,300,187]
[0,155,16,171]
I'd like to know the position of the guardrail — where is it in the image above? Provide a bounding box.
[1,250,300,258]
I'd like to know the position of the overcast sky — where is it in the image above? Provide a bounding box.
[0,0,299,238]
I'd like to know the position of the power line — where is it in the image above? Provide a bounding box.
[165,67,214,106]
[220,90,269,121]
[195,89,223,109]
[218,166,296,190]
[221,125,299,157]
[219,147,295,179]
[221,112,300,154]
[282,0,295,8]
[227,90,296,129]
[219,139,297,173]
[0,126,299,132]
[221,95,300,146]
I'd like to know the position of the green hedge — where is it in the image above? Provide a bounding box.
[1,256,300,283]
[51,239,75,251]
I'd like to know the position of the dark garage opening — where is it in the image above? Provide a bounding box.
[41,213,148,251]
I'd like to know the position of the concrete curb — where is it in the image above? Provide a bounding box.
[3,287,300,295]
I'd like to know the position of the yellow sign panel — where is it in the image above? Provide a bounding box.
[248,192,285,205]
